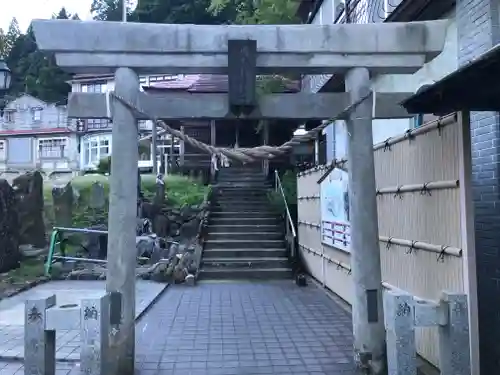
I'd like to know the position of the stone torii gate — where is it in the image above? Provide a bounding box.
[32,19,448,375]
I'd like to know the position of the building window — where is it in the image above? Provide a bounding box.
[32,108,42,122]
[82,135,112,168]
[38,138,67,159]
[0,140,6,160]
[87,119,111,130]
[413,114,424,128]
[81,82,107,93]
[4,110,14,123]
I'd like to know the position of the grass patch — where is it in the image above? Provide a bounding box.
[3,259,45,284]
[43,173,209,229]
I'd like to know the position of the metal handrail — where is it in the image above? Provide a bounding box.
[274,170,297,239]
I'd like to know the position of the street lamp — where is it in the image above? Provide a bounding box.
[0,60,12,117]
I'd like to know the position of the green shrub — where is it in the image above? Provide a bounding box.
[96,156,111,175]
[268,170,297,213]
[43,173,209,230]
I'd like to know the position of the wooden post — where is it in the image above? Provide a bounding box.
[179,125,185,167]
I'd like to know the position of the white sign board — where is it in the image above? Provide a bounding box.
[320,168,351,251]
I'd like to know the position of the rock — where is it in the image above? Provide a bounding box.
[0,179,21,273]
[152,214,169,238]
[19,244,48,259]
[178,217,201,240]
[52,182,74,227]
[12,171,46,248]
[89,182,106,209]
[81,224,108,259]
[136,235,157,258]
[185,274,195,286]
[136,218,153,236]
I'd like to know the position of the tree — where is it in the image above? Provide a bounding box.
[208,0,298,25]
[3,18,21,59]
[5,9,73,103]
[0,28,6,59]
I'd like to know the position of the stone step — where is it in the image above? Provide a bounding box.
[201,257,289,269]
[207,231,283,241]
[210,206,273,213]
[207,224,282,233]
[203,248,287,258]
[198,267,293,280]
[209,217,279,226]
[210,212,277,219]
[211,205,275,213]
[214,191,270,197]
[213,195,269,205]
[204,239,285,249]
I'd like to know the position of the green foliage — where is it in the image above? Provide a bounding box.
[44,174,209,230]
[96,156,112,175]
[3,12,72,104]
[268,170,297,213]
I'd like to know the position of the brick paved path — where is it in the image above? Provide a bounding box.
[1,280,357,375]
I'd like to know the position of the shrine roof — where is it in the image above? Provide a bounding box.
[143,74,300,93]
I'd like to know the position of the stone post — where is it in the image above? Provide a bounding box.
[24,296,56,375]
[345,67,385,374]
[262,121,269,176]
[106,67,139,375]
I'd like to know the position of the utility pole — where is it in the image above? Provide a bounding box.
[345,67,386,374]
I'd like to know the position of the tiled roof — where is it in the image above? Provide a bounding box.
[143,74,300,93]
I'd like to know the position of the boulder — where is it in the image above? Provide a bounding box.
[81,224,108,259]
[0,179,21,273]
[52,182,74,227]
[12,171,46,248]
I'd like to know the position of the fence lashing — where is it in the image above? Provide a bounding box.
[437,246,449,262]
[385,236,393,250]
[420,182,432,196]
[393,186,404,199]
[383,138,392,151]
[404,128,415,142]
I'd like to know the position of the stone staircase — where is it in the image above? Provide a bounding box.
[199,166,293,280]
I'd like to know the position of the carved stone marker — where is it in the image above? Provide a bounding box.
[383,289,471,375]
[52,182,74,227]
[24,295,56,375]
[80,295,111,375]
[89,182,106,209]
[12,171,46,248]
[25,293,116,375]
[0,179,21,273]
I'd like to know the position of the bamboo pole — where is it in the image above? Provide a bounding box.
[380,236,462,257]
[299,244,351,272]
[376,180,459,195]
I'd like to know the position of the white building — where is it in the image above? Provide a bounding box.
[71,74,182,171]
[0,94,79,179]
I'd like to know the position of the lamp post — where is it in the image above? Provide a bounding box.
[0,60,12,117]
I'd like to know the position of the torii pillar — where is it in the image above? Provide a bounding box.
[345,68,385,373]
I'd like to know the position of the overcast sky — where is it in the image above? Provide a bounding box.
[0,0,93,32]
